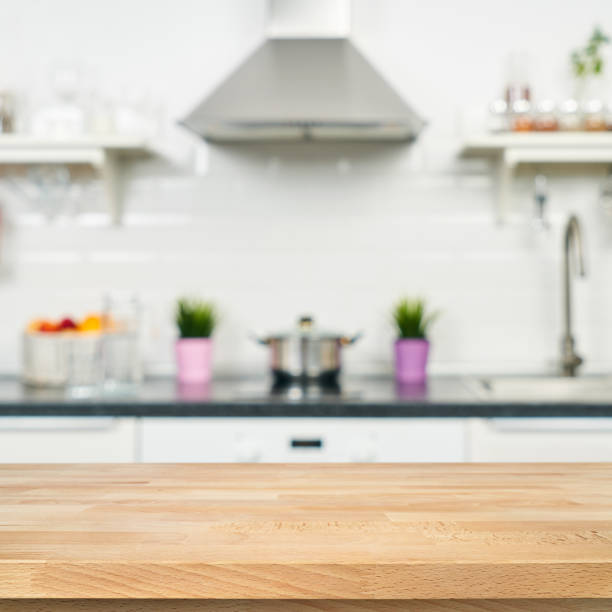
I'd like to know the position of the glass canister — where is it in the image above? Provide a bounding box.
[606,102,612,131]
[487,99,509,133]
[102,293,142,393]
[533,100,559,131]
[583,99,607,131]
[558,99,582,131]
[510,99,533,132]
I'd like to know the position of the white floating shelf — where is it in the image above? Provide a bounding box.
[0,134,153,224]
[460,133,612,221]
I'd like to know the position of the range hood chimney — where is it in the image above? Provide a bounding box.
[180,0,425,143]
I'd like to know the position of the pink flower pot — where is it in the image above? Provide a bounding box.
[175,338,212,384]
[394,338,429,384]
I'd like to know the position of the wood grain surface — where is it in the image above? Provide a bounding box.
[2,599,612,611]
[0,463,611,601]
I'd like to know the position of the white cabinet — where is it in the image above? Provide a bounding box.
[140,418,467,463]
[0,417,137,462]
[469,418,612,462]
[7,415,610,464]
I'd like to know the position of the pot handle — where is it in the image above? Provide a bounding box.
[341,332,363,346]
[249,332,270,346]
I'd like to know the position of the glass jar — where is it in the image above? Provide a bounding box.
[606,103,612,131]
[558,99,582,131]
[583,99,606,131]
[533,100,558,131]
[487,99,509,133]
[510,99,533,132]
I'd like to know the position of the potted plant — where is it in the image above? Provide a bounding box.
[175,298,216,384]
[571,27,610,103]
[392,298,438,384]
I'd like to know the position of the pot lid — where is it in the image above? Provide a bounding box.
[266,316,346,340]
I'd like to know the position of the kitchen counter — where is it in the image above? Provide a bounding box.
[1,463,611,611]
[0,375,612,417]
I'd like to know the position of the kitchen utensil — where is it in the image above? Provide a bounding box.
[533,174,550,229]
[253,316,361,382]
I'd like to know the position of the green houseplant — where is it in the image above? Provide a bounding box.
[175,298,216,384]
[571,27,610,103]
[571,27,610,79]
[392,298,438,384]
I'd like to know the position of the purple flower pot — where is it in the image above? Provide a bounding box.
[175,338,212,384]
[394,338,429,384]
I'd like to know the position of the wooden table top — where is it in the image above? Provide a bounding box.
[1,463,611,600]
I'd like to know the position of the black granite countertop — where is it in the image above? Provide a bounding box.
[1,375,612,417]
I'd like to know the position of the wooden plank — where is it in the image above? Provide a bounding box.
[1,464,611,600]
[1,599,611,611]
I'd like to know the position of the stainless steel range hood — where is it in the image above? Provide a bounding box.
[180,37,426,143]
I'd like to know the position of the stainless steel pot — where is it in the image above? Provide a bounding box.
[253,316,361,381]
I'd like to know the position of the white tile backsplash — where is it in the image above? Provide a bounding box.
[1,0,612,376]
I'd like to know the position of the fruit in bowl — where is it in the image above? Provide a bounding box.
[26,314,103,334]
[57,317,78,331]
[78,315,103,333]
[23,314,105,389]
[27,319,57,333]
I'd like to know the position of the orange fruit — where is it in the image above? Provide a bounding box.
[27,319,45,333]
[38,321,59,333]
[78,314,103,333]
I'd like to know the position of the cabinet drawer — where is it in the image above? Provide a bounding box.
[469,418,612,462]
[140,418,466,463]
[0,417,137,462]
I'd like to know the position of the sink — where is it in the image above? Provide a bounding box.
[469,376,612,402]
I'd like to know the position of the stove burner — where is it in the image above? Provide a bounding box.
[270,371,341,397]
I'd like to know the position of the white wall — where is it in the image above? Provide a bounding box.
[1,0,612,377]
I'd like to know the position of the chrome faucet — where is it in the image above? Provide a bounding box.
[561,215,586,377]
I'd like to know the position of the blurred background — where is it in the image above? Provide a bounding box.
[1,0,612,380]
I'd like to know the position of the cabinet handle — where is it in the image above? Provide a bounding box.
[290,438,323,448]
